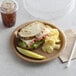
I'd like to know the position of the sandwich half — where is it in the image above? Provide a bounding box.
[17,21,50,50]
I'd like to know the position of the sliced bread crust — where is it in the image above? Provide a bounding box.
[17,21,46,40]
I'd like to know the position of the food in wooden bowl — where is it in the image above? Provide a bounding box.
[10,20,65,63]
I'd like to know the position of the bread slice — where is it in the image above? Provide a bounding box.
[18,21,46,39]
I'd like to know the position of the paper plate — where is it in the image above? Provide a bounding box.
[10,20,66,63]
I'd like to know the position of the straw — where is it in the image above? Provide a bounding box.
[66,39,76,68]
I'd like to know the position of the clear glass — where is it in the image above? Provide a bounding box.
[23,0,75,20]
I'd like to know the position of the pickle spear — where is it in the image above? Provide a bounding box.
[16,47,46,59]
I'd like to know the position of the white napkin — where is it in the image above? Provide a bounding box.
[59,29,76,63]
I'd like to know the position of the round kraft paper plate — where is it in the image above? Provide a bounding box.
[10,20,66,63]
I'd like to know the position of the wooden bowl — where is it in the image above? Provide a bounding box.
[10,20,66,63]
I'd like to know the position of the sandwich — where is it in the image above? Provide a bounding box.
[17,21,50,50]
